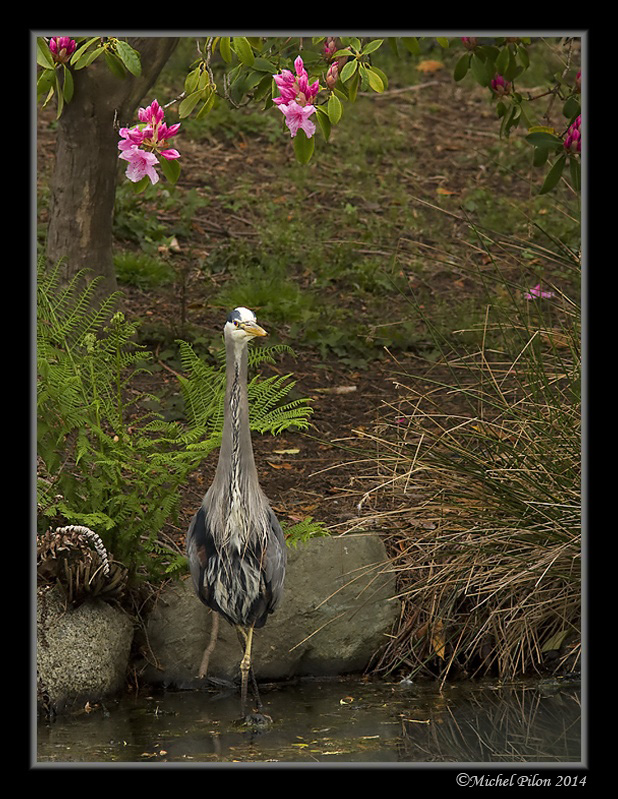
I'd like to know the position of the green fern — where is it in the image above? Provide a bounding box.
[37,259,317,580]
[175,339,313,441]
[284,517,330,548]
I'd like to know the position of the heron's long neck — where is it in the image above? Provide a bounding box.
[215,336,260,497]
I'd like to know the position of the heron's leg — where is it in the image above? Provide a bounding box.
[249,666,263,711]
[198,611,220,679]
[238,625,255,717]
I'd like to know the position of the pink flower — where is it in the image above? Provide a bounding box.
[326,61,339,90]
[138,99,165,126]
[157,122,182,141]
[49,36,76,64]
[274,57,319,107]
[491,73,512,96]
[118,146,160,185]
[564,115,581,154]
[524,283,555,300]
[117,99,181,182]
[323,37,337,61]
[278,100,317,138]
[274,57,320,138]
[118,126,146,150]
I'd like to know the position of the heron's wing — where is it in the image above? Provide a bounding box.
[186,504,216,607]
[262,506,287,612]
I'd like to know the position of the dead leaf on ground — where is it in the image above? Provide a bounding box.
[417,60,444,73]
[315,385,357,395]
[431,619,446,660]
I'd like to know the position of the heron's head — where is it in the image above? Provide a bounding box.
[224,307,268,342]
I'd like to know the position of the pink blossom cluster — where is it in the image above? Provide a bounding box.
[274,56,320,139]
[49,36,76,64]
[524,283,555,300]
[564,115,581,155]
[323,38,338,61]
[491,73,512,96]
[118,99,180,185]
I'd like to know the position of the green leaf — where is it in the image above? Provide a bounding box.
[73,45,104,70]
[104,51,126,80]
[346,71,359,103]
[159,155,181,185]
[114,40,141,76]
[539,153,566,194]
[401,37,420,55]
[436,37,450,48]
[37,68,55,100]
[518,45,529,69]
[252,57,277,73]
[362,39,384,55]
[327,92,343,124]
[184,67,200,94]
[563,95,581,121]
[371,65,388,90]
[178,89,206,118]
[62,64,74,103]
[54,71,64,118]
[219,36,232,63]
[365,66,384,92]
[233,36,254,66]
[253,73,274,103]
[293,129,315,165]
[569,156,581,191]
[454,53,470,81]
[342,36,361,52]
[340,59,358,83]
[525,131,563,149]
[70,37,100,65]
[195,87,217,119]
[315,106,331,141]
[532,146,549,168]
[36,38,55,68]
[470,53,490,86]
[495,45,510,75]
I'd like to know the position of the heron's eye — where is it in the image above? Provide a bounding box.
[233,320,240,327]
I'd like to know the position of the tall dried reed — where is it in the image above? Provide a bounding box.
[362,221,581,680]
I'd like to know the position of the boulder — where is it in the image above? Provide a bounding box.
[139,533,399,686]
[37,585,134,714]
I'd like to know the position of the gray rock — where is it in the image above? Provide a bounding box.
[139,533,399,687]
[37,586,134,714]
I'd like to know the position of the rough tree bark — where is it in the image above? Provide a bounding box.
[45,37,179,300]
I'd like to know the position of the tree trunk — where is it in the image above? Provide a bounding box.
[45,37,179,300]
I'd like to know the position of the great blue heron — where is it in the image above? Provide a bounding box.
[186,307,286,720]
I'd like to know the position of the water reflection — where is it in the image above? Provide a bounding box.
[36,677,581,764]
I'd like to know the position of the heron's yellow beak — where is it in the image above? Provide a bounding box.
[243,321,268,337]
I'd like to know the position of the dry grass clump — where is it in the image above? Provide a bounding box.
[361,231,581,681]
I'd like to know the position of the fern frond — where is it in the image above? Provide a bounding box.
[284,517,330,548]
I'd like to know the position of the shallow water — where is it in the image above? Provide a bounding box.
[36,676,581,765]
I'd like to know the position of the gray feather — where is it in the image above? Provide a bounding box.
[186,314,286,629]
